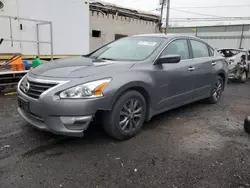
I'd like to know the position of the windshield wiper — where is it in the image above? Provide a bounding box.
[99,57,117,61]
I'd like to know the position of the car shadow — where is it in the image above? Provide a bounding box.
[20,121,113,158]
[143,100,208,130]
[20,100,212,158]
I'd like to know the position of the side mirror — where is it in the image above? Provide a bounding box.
[154,55,181,65]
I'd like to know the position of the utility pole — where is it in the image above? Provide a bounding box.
[165,0,170,34]
[159,0,165,32]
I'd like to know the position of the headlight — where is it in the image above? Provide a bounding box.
[59,78,111,99]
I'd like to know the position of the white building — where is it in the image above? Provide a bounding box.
[0,0,160,59]
[0,0,89,59]
[89,0,160,51]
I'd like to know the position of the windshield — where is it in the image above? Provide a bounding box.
[89,37,165,61]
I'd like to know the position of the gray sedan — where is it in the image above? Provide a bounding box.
[17,34,228,140]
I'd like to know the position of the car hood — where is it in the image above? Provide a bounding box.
[30,57,135,78]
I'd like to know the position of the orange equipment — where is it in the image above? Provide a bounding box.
[12,57,25,71]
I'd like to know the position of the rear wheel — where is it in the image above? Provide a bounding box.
[103,90,146,140]
[207,75,224,104]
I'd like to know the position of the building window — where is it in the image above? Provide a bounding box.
[92,30,101,38]
[115,34,128,40]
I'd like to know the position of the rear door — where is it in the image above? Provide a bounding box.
[189,39,215,99]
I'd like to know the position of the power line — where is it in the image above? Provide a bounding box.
[170,20,250,22]
[171,8,227,18]
[109,1,249,20]
[147,8,160,12]
[170,17,250,20]
[169,17,250,22]
[172,4,250,9]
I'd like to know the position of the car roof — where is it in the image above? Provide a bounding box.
[131,33,213,47]
[132,33,200,40]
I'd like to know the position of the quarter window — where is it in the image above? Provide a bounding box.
[190,40,210,58]
[160,39,190,60]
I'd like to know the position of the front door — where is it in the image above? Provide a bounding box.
[154,39,196,111]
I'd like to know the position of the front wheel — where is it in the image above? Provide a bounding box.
[207,76,224,104]
[103,90,146,140]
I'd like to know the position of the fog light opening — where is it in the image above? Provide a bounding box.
[60,116,92,130]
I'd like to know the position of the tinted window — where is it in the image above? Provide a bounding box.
[161,39,189,60]
[89,37,165,61]
[190,40,210,58]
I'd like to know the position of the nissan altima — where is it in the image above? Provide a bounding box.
[17,34,228,140]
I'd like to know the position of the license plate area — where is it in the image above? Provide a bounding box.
[18,97,30,113]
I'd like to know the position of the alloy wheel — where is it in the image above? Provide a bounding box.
[213,79,223,101]
[119,99,142,132]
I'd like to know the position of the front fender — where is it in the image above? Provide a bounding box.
[111,81,152,106]
[102,72,155,112]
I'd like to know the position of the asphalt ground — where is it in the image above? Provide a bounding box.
[0,82,250,188]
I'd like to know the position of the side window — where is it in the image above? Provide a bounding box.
[190,40,210,58]
[160,39,189,60]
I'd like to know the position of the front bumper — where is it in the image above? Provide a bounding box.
[17,76,110,137]
[17,107,92,137]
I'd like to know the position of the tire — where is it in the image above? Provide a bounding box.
[103,90,146,140]
[239,71,247,83]
[207,75,224,104]
[244,116,250,134]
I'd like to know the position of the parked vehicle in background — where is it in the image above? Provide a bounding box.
[218,48,250,83]
[244,116,250,133]
[17,34,228,140]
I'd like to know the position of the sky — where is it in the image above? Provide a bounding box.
[101,0,250,26]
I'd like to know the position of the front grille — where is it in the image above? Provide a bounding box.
[20,78,58,99]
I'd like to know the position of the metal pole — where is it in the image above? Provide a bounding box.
[36,24,40,56]
[49,23,54,60]
[165,0,170,34]
[0,15,51,24]
[239,24,245,49]
[2,39,51,43]
[9,17,13,47]
[159,0,165,32]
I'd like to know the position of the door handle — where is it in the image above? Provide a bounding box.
[212,62,217,66]
[188,67,195,71]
